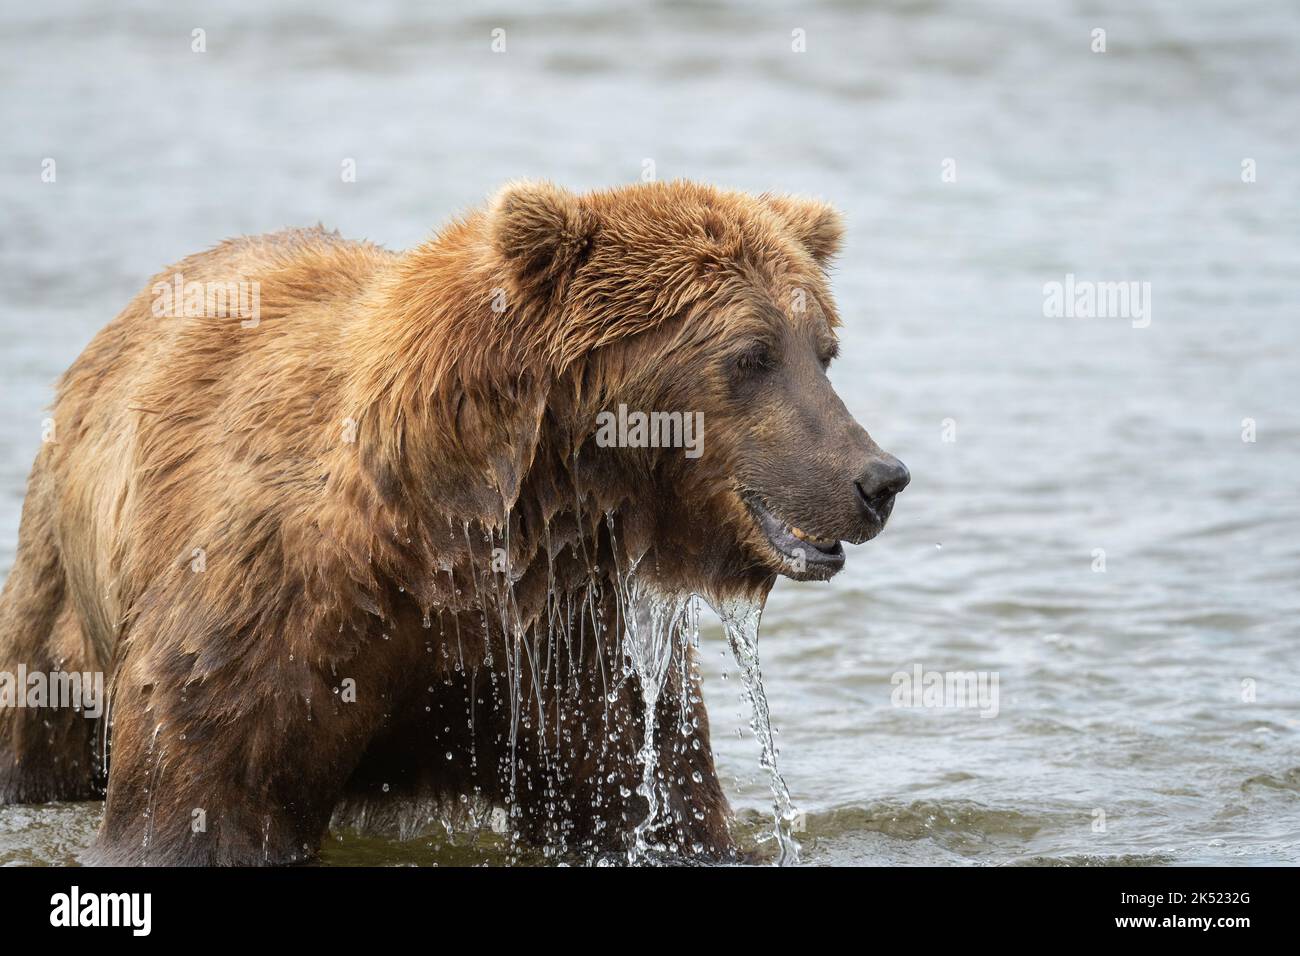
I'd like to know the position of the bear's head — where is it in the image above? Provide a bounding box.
[485,180,908,600]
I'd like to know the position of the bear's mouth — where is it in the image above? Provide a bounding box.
[743,494,845,580]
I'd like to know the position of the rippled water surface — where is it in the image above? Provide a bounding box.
[2,0,1298,865]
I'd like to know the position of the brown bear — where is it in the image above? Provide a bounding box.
[0,180,908,865]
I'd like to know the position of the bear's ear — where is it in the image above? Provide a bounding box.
[762,194,844,265]
[490,180,598,291]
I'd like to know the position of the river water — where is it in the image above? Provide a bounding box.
[1,0,1298,865]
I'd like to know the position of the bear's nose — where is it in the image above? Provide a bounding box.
[854,455,910,518]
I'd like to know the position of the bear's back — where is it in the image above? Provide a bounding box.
[45,228,394,649]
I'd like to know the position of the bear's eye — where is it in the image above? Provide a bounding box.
[819,342,839,370]
[732,342,776,377]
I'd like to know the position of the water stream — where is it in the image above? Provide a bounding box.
[713,598,801,866]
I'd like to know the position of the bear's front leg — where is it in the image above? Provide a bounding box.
[90,603,407,865]
[506,639,737,863]
[93,682,381,865]
[637,645,737,861]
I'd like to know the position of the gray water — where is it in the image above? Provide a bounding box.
[2,0,1298,866]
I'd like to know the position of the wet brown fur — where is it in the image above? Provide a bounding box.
[0,181,856,864]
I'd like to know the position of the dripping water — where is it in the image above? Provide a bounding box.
[714,597,801,866]
[617,574,695,862]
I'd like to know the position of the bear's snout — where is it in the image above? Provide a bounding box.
[850,454,910,539]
